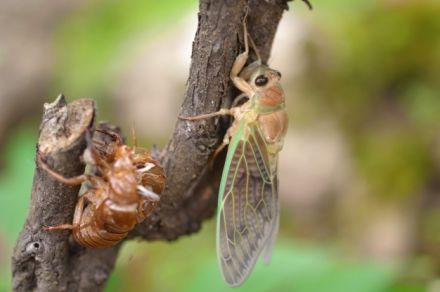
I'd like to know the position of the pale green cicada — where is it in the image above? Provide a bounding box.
[180,20,288,286]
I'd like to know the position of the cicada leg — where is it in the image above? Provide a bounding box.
[43,194,87,231]
[43,224,76,231]
[37,154,88,185]
[213,142,228,159]
[231,93,248,108]
[179,107,238,161]
[212,122,238,159]
[209,141,230,169]
[230,16,257,97]
[230,10,253,78]
[179,108,235,121]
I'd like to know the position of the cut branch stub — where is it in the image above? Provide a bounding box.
[12,95,100,291]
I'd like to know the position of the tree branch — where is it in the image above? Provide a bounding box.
[11,96,119,292]
[134,0,289,240]
[12,0,291,290]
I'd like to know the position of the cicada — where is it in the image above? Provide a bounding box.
[180,19,288,286]
[39,127,165,248]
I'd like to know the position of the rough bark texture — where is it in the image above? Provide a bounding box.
[12,0,293,290]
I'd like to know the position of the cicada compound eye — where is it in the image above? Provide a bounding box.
[255,75,269,87]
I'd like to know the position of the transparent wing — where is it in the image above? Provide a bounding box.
[217,120,279,287]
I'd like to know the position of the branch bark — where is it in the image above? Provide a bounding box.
[11,96,120,292]
[12,0,291,290]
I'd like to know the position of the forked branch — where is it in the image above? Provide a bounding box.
[12,0,298,290]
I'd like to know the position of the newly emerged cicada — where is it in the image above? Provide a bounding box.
[180,19,288,286]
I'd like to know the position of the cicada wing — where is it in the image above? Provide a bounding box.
[217,120,279,287]
[261,175,279,264]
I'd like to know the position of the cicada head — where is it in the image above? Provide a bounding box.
[240,61,282,94]
[239,61,284,110]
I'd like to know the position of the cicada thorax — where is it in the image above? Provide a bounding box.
[92,129,164,201]
[257,83,285,108]
[88,132,139,206]
[107,162,139,205]
[245,68,288,156]
[94,133,165,221]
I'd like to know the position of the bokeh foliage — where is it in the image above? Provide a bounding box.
[55,0,196,99]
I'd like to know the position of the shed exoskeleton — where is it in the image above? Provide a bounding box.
[39,128,165,248]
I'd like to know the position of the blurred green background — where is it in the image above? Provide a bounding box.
[0,0,439,291]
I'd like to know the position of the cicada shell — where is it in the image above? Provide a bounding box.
[40,127,165,248]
